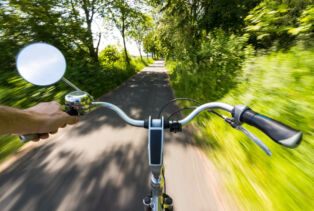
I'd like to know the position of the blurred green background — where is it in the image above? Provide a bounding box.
[0,0,153,162]
[155,0,313,210]
[1,0,314,210]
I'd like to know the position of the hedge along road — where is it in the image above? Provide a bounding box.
[0,61,234,211]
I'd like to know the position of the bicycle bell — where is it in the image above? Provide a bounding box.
[65,91,93,115]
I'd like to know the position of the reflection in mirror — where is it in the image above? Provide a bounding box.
[16,43,66,86]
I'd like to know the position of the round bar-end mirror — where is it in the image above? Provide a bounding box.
[16,42,66,86]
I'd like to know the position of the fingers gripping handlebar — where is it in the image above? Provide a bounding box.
[19,108,79,143]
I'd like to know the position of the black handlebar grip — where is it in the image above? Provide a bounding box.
[19,109,78,143]
[240,109,302,148]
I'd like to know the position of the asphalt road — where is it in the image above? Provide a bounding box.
[0,61,232,211]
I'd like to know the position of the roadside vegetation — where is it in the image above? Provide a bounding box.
[168,47,313,210]
[0,0,313,209]
[145,0,313,210]
[0,0,153,162]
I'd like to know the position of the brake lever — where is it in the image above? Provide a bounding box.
[236,126,272,156]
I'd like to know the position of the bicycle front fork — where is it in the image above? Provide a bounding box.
[143,193,173,211]
[143,175,173,211]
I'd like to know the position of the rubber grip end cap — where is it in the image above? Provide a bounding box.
[278,131,302,148]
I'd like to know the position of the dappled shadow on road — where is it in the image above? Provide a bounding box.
[0,140,150,211]
[0,61,198,211]
[67,62,198,149]
[69,65,182,136]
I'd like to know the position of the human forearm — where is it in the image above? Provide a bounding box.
[0,106,39,135]
[0,102,78,136]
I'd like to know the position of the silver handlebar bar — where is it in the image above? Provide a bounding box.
[178,102,233,125]
[92,101,234,126]
[92,101,271,155]
[92,102,145,127]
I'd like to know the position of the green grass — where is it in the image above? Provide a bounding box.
[0,135,23,163]
[0,57,154,163]
[167,47,314,210]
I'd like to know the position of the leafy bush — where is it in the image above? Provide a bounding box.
[99,45,121,64]
[168,29,251,102]
[245,0,313,50]
[289,5,314,48]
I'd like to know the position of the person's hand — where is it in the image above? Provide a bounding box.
[24,101,79,140]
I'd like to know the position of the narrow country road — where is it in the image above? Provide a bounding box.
[0,61,232,211]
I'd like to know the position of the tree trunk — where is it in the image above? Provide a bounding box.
[137,42,143,60]
[122,19,130,65]
[82,0,98,63]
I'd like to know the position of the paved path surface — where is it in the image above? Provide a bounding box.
[0,61,232,211]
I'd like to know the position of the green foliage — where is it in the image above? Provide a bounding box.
[152,0,314,210]
[128,14,154,59]
[0,135,23,163]
[99,45,121,64]
[168,47,314,210]
[168,30,251,102]
[0,0,155,165]
[106,0,148,64]
[289,5,314,47]
[0,0,101,62]
[245,0,313,49]
[143,30,162,59]
[144,0,260,59]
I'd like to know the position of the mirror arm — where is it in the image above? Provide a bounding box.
[62,77,81,91]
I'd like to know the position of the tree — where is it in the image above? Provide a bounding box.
[99,44,120,64]
[128,14,153,60]
[143,30,162,59]
[146,0,261,60]
[65,0,107,63]
[2,0,107,64]
[106,0,145,65]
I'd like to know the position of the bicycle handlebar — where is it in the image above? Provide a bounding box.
[178,102,233,125]
[93,101,234,126]
[92,102,145,127]
[93,101,302,150]
[240,108,302,148]
[20,100,302,151]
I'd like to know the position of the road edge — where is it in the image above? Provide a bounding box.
[164,64,239,211]
[0,141,38,172]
